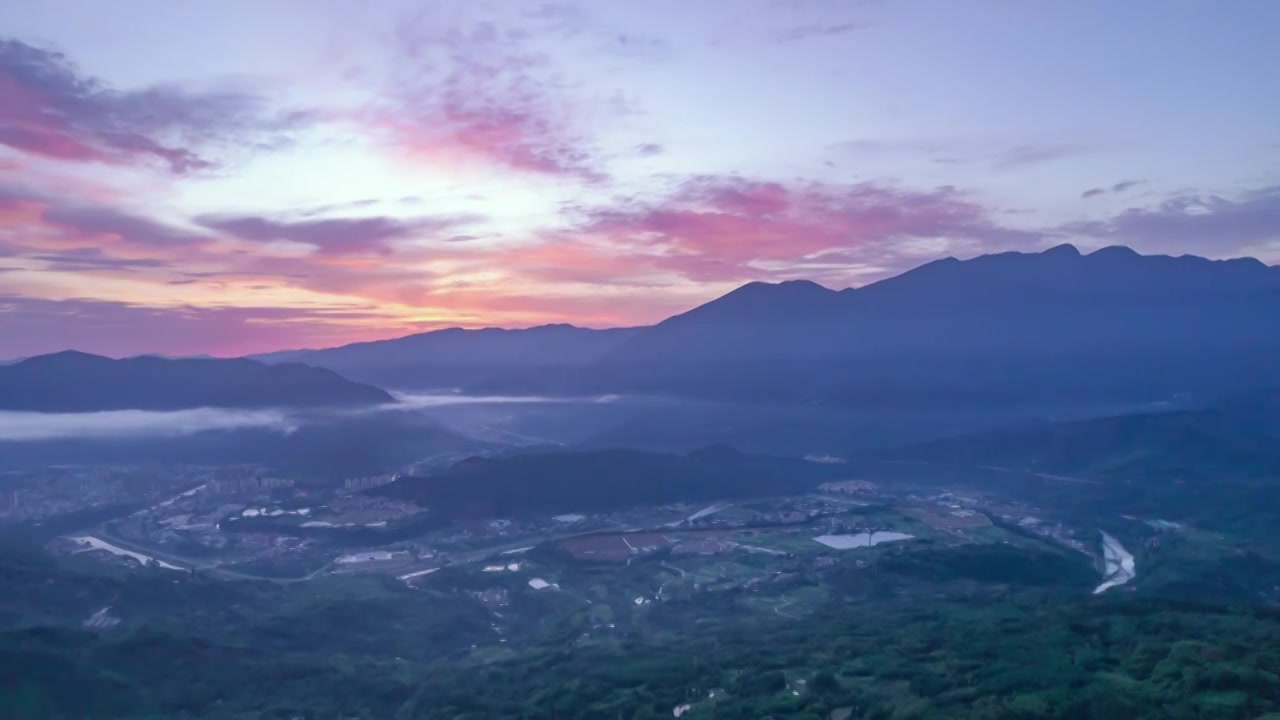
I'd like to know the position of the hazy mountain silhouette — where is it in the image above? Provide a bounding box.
[253,324,644,390]
[0,352,394,412]
[595,245,1280,403]
[238,245,1279,405]
[872,388,1280,538]
[890,387,1280,481]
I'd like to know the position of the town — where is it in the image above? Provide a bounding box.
[5,460,1104,593]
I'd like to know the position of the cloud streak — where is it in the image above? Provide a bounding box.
[775,22,865,42]
[1081,180,1145,199]
[195,213,484,256]
[43,204,209,247]
[0,295,417,359]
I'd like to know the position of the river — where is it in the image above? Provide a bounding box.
[1093,531,1136,594]
[69,535,184,571]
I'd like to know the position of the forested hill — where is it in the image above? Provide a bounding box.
[376,446,847,518]
[873,390,1280,538]
[0,352,394,411]
[887,389,1280,482]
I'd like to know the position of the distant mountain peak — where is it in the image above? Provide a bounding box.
[22,349,104,362]
[665,279,839,324]
[729,279,834,296]
[1088,245,1140,259]
[14,350,112,370]
[1042,243,1082,257]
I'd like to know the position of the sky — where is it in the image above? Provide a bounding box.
[1,0,1278,358]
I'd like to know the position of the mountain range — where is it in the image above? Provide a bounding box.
[0,352,394,412]
[10,245,1277,416]
[261,245,1280,405]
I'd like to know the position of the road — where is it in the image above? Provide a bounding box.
[94,526,332,584]
[976,465,1102,485]
[880,458,1102,485]
[773,596,798,619]
[88,520,638,585]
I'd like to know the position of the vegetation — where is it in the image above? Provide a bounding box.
[4,388,1279,718]
[4,583,1280,719]
[4,527,1280,719]
[379,445,846,518]
[872,389,1280,546]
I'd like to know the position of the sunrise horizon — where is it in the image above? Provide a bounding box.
[3,0,1278,358]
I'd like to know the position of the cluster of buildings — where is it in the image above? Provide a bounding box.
[0,465,202,523]
[819,479,880,494]
[343,474,397,491]
[209,466,294,494]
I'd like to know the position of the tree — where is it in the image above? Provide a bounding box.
[810,671,840,695]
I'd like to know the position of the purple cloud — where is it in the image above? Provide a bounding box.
[43,206,208,247]
[775,22,865,42]
[0,295,405,358]
[195,213,484,255]
[26,248,172,272]
[992,143,1092,169]
[0,38,309,174]
[831,138,1094,170]
[574,175,1044,282]
[1081,179,1145,199]
[1062,185,1280,253]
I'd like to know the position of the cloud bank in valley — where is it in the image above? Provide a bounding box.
[0,394,575,441]
[0,407,296,441]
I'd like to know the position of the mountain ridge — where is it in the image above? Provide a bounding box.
[590,244,1280,402]
[0,352,395,412]
[252,322,647,391]
[253,322,644,363]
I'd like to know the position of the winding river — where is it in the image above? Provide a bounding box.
[1093,531,1136,594]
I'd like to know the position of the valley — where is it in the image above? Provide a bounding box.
[2,248,1279,719]
[3,5,1279,716]
[6,446,1279,719]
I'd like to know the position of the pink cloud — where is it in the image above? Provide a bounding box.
[577,177,1040,281]
[367,21,605,182]
[0,160,1046,357]
[414,286,686,329]
[0,295,416,358]
[0,181,478,304]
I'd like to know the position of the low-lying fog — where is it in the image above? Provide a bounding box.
[0,393,588,442]
[0,407,299,441]
[0,390,1141,458]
